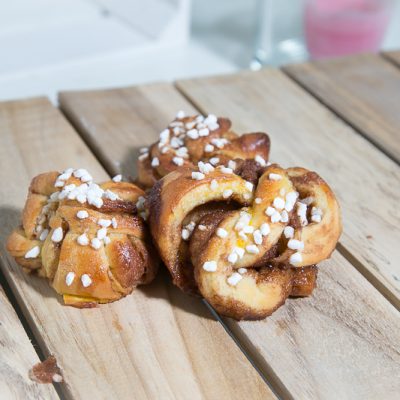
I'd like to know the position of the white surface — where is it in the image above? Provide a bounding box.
[0,0,236,101]
[0,0,235,102]
[0,0,399,102]
[0,19,147,75]
[91,0,191,44]
[383,0,400,49]
[0,41,236,103]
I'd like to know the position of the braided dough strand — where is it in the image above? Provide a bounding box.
[7,171,158,307]
[149,163,341,319]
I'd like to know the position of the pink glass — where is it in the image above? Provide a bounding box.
[304,0,392,59]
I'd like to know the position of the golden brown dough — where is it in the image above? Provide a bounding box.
[137,112,270,189]
[7,169,158,307]
[148,162,341,320]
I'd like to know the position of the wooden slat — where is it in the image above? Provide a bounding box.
[0,97,274,400]
[59,83,400,400]
[235,252,400,400]
[176,69,400,309]
[0,285,58,400]
[60,83,190,178]
[283,53,400,163]
[383,50,400,67]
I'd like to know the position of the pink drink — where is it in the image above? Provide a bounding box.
[305,0,391,59]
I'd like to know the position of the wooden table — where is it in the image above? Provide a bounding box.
[1,52,399,400]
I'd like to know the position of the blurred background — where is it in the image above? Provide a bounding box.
[1,0,399,102]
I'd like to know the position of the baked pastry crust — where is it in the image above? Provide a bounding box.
[7,169,158,307]
[148,161,341,320]
[137,113,270,189]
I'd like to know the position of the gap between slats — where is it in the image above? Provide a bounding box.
[0,260,64,399]
[204,300,294,400]
[57,79,400,397]
[279,62,400,309]
[282,57,399,167]
[381,51,400,69]
[59,102,290,400]
[1,97,278,400]
[174,80,400,312]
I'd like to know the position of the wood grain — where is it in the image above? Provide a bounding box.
[176,69,400,309]
[283,53,400,163]
[60,83,198,178]
[0,285,58,400]
[59,83,400,399]
[230,251,400,400]
[0,97,274,400]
